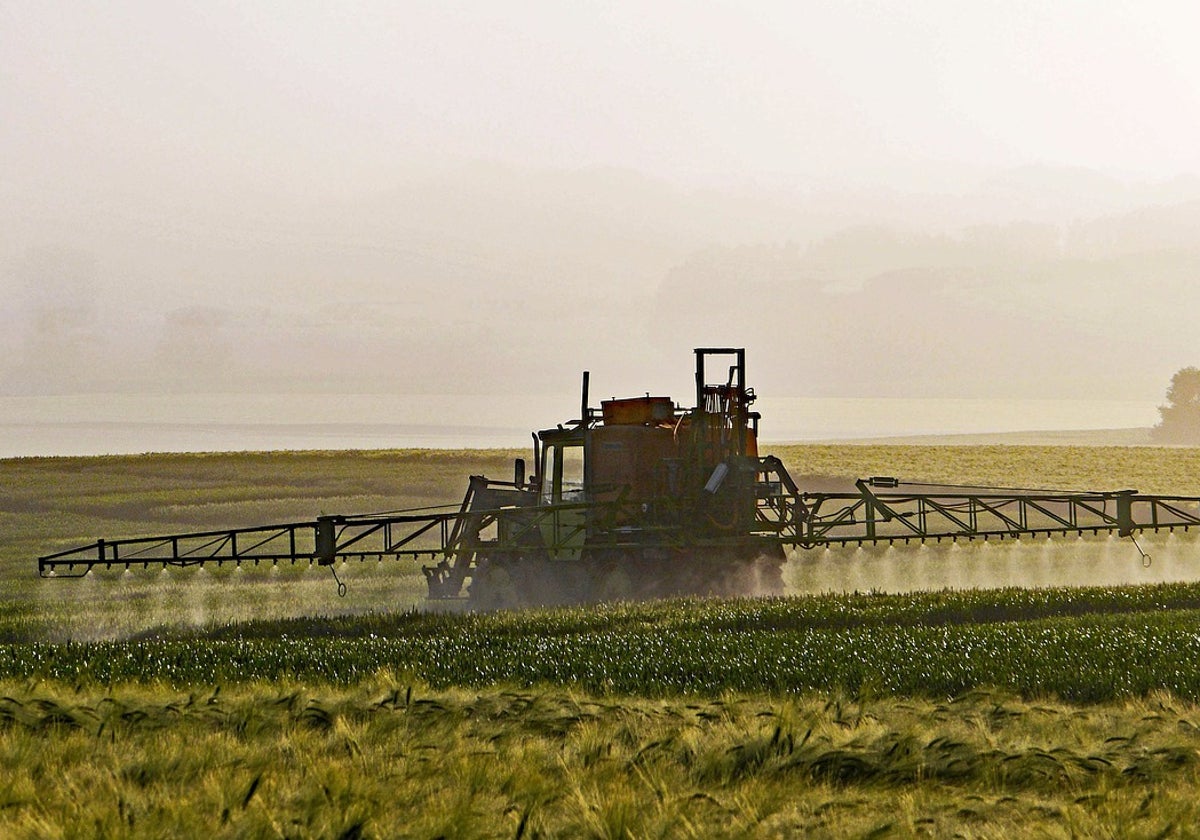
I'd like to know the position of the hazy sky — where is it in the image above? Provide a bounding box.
[7,0,1200,196]
[3,1,1200,407]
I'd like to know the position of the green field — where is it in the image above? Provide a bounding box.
[4,445,1200,837]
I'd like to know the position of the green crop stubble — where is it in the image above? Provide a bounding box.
[5,587,1200,702]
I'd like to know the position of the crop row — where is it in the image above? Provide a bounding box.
[5,605,1200,701]
[193,580,1200,641]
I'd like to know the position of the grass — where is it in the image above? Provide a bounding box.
[769,444,1200,496]
[4,444,1200,836]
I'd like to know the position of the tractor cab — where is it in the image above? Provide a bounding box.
[527,348,762,555]
[535,426,587,506]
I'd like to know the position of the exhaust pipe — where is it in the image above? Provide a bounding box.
[580,370,590,425]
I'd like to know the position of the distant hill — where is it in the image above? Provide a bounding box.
[4,161,1198,401]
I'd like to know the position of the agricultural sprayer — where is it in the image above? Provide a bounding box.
[38,348,1200,606]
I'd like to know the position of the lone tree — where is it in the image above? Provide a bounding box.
[1152,367,1200,444]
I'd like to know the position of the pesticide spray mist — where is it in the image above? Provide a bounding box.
[783,532,1200,595]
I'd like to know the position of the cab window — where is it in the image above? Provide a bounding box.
[542,442,585,503]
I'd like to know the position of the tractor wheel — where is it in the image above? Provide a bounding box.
[468,555,521,610]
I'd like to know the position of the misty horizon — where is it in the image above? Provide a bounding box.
[4,2,1199,413]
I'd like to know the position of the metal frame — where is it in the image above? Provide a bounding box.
[39,469,1200,584]
[749,479,1200,548]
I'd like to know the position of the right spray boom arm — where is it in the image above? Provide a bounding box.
[772,475,1200,548]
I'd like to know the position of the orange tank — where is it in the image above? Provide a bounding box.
[601,396,675,426]
[589,424,677,503]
